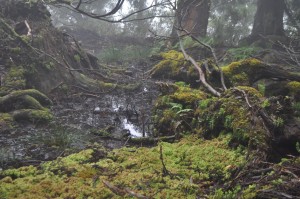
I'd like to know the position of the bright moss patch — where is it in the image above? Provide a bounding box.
[222,58,263,86]
[286,81,300,101]
[150,50,198,84]
[153,83,206,136]
[0,135,245,198]
[287,81,300,94]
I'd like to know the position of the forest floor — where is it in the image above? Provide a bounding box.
[0,59,160,169]
[1,1,300,198]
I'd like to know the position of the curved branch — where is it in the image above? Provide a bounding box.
[177,31,221,97]
[49,1,174,23]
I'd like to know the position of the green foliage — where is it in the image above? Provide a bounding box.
[273,117,284,127]
[262,99,270,108]
[153,83,206,136]
[210,185,241,199]
[73,54,81,62]
[258,83,266,96]
[198,99,212,109]
[293,102,300,111]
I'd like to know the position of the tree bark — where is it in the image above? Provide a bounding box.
[172,0,210,38]
[251,0,285,38]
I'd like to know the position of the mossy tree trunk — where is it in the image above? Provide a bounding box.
[171,0,210,38]
[251,0,285,39]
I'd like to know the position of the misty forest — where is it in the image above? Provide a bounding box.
[0,0,300,198]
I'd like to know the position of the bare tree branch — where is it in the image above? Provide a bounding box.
[48,0,174,23]
[177,31,221,97]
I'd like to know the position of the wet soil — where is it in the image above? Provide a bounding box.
[0,62,160,170]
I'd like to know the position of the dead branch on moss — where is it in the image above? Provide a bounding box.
[103,180,126,197]
[160,145,171,177]
[233,88,252,108]
[181,28,227,91]
[124,188,148,199]
[103,180,148,199]
[228,158,300,199]
[177,31,221,97]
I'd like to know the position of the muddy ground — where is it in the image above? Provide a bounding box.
[0,62,160,170]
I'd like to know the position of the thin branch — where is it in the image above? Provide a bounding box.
[180,28,227,90]
[177,31,221,97]
[49,1,174,23]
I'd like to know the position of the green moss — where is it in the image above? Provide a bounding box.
[0,113,14,132]
[170,85,207,105]
[74,54,81,63]
[0,135,245,198]
[153,84,206,135]
[286,81,300,94]
[150,50,198,84]
[236,86,263,98]
[12,109,53,123]
[1,66,26,92]
[222,58,263,86]
[196,87,266,150]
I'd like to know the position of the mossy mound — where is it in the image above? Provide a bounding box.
[153,82,207,136]
[196,87,265,148]
[153,80,298,159]
[0,135,245,198]
[150,50,199,85]
[222,58,263,86]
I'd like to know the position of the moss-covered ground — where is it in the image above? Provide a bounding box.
[0,135,245,198]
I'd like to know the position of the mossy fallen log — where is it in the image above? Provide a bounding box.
[222,58,300,86]
[11,109,53,123]
[0,89,53,126]
[0,89,52,112]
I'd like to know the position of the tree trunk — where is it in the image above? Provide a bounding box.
[171,0,210,38]
[251,0,285,38]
